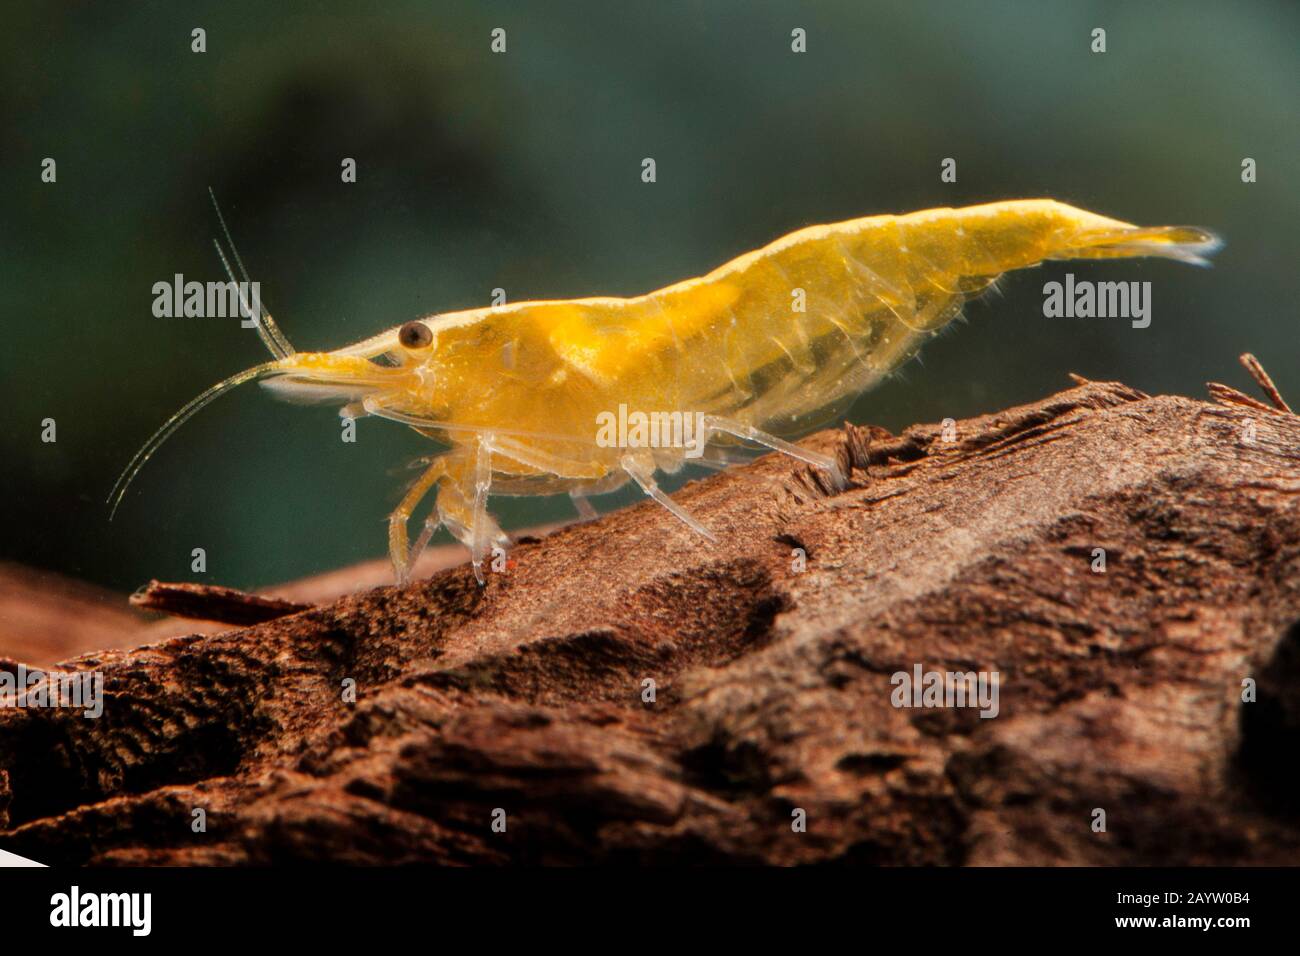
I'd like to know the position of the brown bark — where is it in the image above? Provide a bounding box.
[130,581,311,627]
[2,378,1298,865]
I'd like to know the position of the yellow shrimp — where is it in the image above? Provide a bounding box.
[110,199,1220,584]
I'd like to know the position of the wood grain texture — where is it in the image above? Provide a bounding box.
[1,379,1298,865]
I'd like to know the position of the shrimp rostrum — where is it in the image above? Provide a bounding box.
[110,199,1220,584]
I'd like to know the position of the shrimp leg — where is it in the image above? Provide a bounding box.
[486,434,620,522]
[388,440,508,586]
[569,489,599,521]
[434,438,509,585]
[388,452,459,585]
[701,415,846,490]
[488,434,608,481]
[566,469,632,518]
[620,452,718,542]
[467,436,500,581]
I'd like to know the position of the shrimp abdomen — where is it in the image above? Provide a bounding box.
[634,200,1218,434]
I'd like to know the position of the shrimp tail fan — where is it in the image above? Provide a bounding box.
[1054,224,1223,267]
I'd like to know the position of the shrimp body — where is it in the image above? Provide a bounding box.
[112,199,1220,584]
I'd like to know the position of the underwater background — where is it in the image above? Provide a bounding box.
[3,0,1297,591]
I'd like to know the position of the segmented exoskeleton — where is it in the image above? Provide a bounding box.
[110,199,1220,584]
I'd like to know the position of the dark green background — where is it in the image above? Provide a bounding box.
[4,0,1297,592]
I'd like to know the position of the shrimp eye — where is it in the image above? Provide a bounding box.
[398,321,433,349]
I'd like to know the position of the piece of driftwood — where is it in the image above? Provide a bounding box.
[130,580,312,626]
[0,540,485,665]
[1,377,1298,865]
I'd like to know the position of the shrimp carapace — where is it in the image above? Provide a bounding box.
[110,199,1220,584]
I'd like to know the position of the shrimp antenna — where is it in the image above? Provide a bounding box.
[208,187,296,359]
[107,362,281,519]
